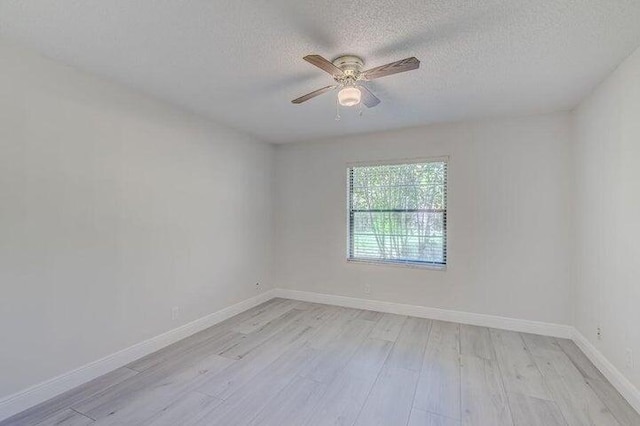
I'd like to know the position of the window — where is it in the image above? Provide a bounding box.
[347,159,447,268]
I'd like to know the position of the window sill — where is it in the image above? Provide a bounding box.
[346,258,447,271]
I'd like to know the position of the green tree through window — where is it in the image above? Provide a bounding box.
[348,160,447,266]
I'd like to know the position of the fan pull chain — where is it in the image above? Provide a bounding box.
[335,98,341,121]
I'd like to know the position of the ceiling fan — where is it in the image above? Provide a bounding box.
[291,54,420,108]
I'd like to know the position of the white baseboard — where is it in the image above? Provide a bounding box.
[274,288,573,338]
[0,289,276,422]
[572,329,640,414]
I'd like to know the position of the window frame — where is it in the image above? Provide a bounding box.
[346,156,448,270]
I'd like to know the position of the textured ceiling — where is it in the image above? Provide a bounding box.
[1,1,640,143]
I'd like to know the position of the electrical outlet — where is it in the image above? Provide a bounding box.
[171,306,180,321]
[363,283,371,295]
[597,326,602,340]
[626,348,634,369]
[255,282,260,290]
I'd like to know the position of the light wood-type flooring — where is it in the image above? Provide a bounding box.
[3,298,639,425]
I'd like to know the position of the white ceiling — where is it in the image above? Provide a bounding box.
[1,1,640,143]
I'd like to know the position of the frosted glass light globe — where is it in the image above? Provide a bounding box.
[338,86,361,107]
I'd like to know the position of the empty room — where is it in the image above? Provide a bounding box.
[1,1,640,425]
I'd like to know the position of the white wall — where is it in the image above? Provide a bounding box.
[0,39,274,399]
[274,114,572,325]
[572,45,640,390]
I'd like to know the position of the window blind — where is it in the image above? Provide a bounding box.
[348,159,447,267]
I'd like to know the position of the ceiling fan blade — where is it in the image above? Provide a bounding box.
[291,85,338,104]
[359,85,381,108]
[303,55,345,77]
[362,57,420,80]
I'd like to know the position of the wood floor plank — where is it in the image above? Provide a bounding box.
[247,376,328,426]
[414,320,461,420]
[343,338,394,380]
[460,354,512,425]
[556,339,640,426]
[300,319,376,383]
[555,339,603,379]
[126,299,284,373]
[305,374,373,426]
[385,317,431,371]
[142,392,222,426]
[460,325,496,360]
[218,308,306,360]
[232,299,300,334]
[342,307,366,319]
[127,326,239,373]
[354,366,418,426]
[369,313,407,342]
[81,354,233,423]
[357,309,384,322]
[506,393,566,426]
[306,335,392,426]
[408,409,461,426]
[555,339,602,378]
[216,298,293,329]
[0,368,138,426]
[297,303,343,328]
[71,332,239,417]
[291,301,318,310]
[306,307,365,349]
[338,306,369,320]
[190,345,320,426]
[490,329,551,400]
[531,346,620,426]
[196,320,315,399]
[521,333,563,357]
[35,409,94,426]
[581,376,640,426]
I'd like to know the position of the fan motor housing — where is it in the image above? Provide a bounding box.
[332,55,364,78]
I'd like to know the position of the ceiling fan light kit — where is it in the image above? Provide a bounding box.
[292,54,420,114]
[338,86,361,107]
